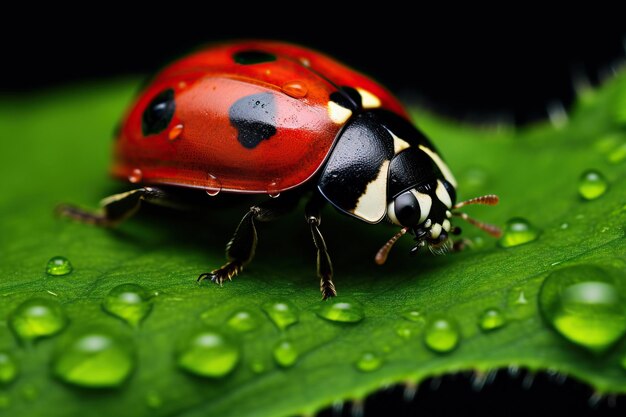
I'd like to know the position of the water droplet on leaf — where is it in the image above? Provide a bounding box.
[499,218,539,248]
[9,298,67,342]
[316,298,364,323]
[46,256,72,276]
[424,316,460,353]
[226,310,260,332]
[478,308,507,331]
[52,329,135,388]
[262,301,299,330]
[273,340,298,368]
[402,310,425,323]
[356,352,382,372]
[145,391,163,408]
[395,324,414,339]
[102,283,153,327]
[539,265,626,352]
[176,328,240,378]
[0,351,18,385]
[578,170,608,200]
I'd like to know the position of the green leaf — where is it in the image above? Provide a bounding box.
[2,73,626,416]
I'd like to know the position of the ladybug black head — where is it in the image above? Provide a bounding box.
[387,179,457,253]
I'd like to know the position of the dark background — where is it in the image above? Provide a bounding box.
[2,19,624,125]
[3,15,625,416]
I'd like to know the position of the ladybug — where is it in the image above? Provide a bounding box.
[58,41,501,299]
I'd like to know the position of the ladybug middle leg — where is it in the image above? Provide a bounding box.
[198,194,300,286]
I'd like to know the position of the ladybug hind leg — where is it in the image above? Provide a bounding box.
[56,187,166,227]
[199,195,300,286]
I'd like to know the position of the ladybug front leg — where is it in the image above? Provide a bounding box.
[56,187,166,227]
[305,193,336,300]
[198,195,300,287]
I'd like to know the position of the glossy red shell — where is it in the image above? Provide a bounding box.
[113,41,409,194]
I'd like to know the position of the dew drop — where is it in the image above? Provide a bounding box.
[539,265,626,352]
[46,256,73,276]
[205,173,222,196]
[262,301,299,330]
[52,329,135,388]
[395,324,414,339]
[402,309,425,324]
[128,168,143,184]
[499,218,539,248]
[281,80,308,98]
[176,328,240,378]
[423,316,460,353]
[9,298,67,342]
[608,143,626,164]
[273,340,298,368]
[168,123,184,141]
[478,308,507,331]
[226,310,260,332]
[578,170,608,200]
[0,351,18,385]
[356,352,382,372]
[102,284,153,327]
[506,286,534,319]
[267,180,281,198]
[145,391,163,409]
[316,298,364,323]
[250,359,267,374]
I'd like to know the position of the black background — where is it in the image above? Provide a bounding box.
[3,13,625,416]
[2,17,624,125]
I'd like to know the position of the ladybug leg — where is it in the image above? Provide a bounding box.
[199,195,300,286]
[56,187,166,227]
[305,194,336,300]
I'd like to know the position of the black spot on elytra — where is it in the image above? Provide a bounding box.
[142,89,175,136]
[233,50,277,65]
[329,86,362,111]
[229,93,277,149]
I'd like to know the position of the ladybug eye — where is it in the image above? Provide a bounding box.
[142,88,175,136]
[393,191,421,227]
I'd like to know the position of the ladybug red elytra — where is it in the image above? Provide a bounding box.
[59,41,501,299]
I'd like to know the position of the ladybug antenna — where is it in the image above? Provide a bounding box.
[453,194,500,209]
[375,227,409,265]
[452,194,502,238]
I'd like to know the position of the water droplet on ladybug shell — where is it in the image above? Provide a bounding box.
[281,81,308,98]
[300,57,311,67]
[206,173,222,197]
[168,124,184,141]
[267,180,281,198]
[128,168,143,184]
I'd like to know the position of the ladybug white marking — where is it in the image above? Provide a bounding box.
[430,223,442,239]
[442,219,451,232]
[410,189,432,224]
[353,160,390,222]
[435,180,452,208]
[387,201,400,225]
[419,145,457,188]
[327,101,353,124]
[356,88,382,109]
[390,132,411,154]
